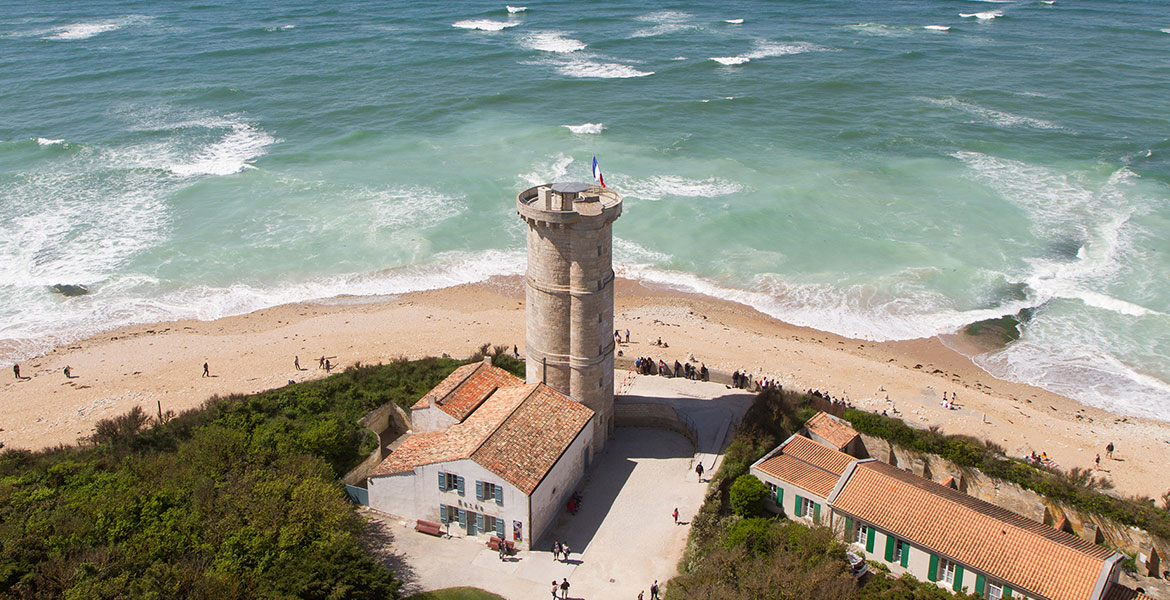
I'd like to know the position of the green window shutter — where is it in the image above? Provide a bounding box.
[884,534,896,562]
[496,517,505,537]
[476,480,484,500]
[845,517,854,540]
[814,502,821,524]
[777,487,784,510]
[794,494,803,517]
[928,554,939,581]
[900,542,909,568]
[440,505,448,523]
[476,512,485,533]
[975,573,986,597]
[457,476,465,496]
[457,508,467,527]
[866,527,875,553]
[953,565,964,592]
[1003,585,1013,598]
[438,471,446,491]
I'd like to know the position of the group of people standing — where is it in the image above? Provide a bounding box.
[633,356,709,381]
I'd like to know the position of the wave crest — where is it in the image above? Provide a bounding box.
[452,19,519,31]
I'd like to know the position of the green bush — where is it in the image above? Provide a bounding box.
[729,474,769,518]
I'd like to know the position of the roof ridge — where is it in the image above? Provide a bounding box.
[436,361,486,405]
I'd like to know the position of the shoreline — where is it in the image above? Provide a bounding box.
[2,276,1168,499]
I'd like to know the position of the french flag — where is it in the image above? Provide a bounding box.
[592,155,605,188]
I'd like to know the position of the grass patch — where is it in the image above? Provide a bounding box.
[404,588,506,600]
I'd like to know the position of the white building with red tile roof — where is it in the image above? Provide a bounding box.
[368,358,595,549]
[752,416,1128,600]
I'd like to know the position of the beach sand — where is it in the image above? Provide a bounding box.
[3,276,1168,500]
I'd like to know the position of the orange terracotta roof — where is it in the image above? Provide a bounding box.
[833,461,1116,600]
[802,411,860,450]
[756,454,840,498]
[473,384,594,494]
[372,382,593,494]
[782,435,854,476]
[409,361,523,422]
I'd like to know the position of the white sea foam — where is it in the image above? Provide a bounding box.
[519,154,574,188]
[506,5,527,14]
[1161,28,1170,34]
[564,123,604,134]
[521,32,586,53]
[617,175,744,201]
[922,96,1060,130]
[631,11,699,38]
[960,11,1002,19]
[168,122,278,177]
[613,237,672,264]
[724,19,744,25]
[710,41,825,66]
[556,57,652,79]
[844,23,912,37]
[36,137,64,146]
[924,25,952,31]
[44,21,123,40]
[452,19,519,31]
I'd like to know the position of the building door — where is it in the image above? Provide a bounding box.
[467,511,478,536]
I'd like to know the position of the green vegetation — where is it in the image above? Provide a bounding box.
[404,588,506,600]
[728,475,768,518]
[842,409,1170,539]
[0,347,523,599]
[670,389,976,600]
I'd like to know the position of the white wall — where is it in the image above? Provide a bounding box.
[410,405,457,433]
[530,418,595,545]
[749,465,827,526]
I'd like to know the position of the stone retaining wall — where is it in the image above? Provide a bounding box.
[343,402,412,487]
[613,401,697,450]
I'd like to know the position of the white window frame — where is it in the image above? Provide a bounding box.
[855,523,868,544]
[893,539,905,563]
[800,497,813,518]
[940,557,956,584]
[443,472,459,490]
[988,582,1003,600]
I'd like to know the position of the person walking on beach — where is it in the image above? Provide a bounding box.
[202,362,210,377]
[324,359,331,372]
[1095,453,1101,469]
[651,580,660,599]
[625,329,630,343]
[294,356,300,370]
[673,507,679,524]
[319,356,326,369]
[695,462,705,482]
[1106,442,1114,459]
[560,578,570,599]
[63,366,71,378]
[639,591,644,600]
[13,363,20,380]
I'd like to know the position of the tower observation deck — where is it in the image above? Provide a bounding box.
[517,182,622,454]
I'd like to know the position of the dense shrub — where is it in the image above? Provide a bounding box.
[729,475,768,518]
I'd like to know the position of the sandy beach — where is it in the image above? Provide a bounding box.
[3,276,1168,500]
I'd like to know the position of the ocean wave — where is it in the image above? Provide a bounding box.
[724,19,744,25]
[617,175,744,201]
[923,25,952,31]
[844,23,913,37]
[614,238,672,264]
[564,123,604,134]
[263,24,296,32]
[168,122,278,177]
[555,57,653,79]
[960,11,1002,19]
[710,41,826,66]
[921,96,1060,130]
[36,137,65,146]
[519,153,574,188]
[41,16,150,40]
[521,31,586,53]
[506,5,527,14]
[1161,28,1170,34]
[0,250,526,366]
[452,19,519,31]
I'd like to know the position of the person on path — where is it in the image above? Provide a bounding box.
[695,462,705,482]
[1095,453,1101,468]
[319,356,326,369]
[552,540,560,560]
[13,363,19,379]
[294,356,300,370]
[498,540,507,561]
[551,581,558,599]
[324,359,331,372]
[63,366,71,378]
[673,507,679,524]
[202,362,210,377]
[639,592,644,600]
[625,329,630,343]
[651,580,660,599]
[560,578,570,599]
[1106,442,1114,459]
[561,542,570,562]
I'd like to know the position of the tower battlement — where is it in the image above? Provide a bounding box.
[517,182,622,455]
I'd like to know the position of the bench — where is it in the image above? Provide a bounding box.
[488,536,515,554]
[415,519,443,537]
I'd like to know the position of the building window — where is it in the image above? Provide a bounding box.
[940,558,956,584]
[855,523,869,545]
[893,539,906,563]
[798,496,818,519]
[988,583,1003,600]
[477,480,504,506]
[438,471,464,495]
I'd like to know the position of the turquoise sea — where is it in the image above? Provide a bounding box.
[1,0,1168,418]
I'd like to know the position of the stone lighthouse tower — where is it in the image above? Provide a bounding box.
[517,182,622,453]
